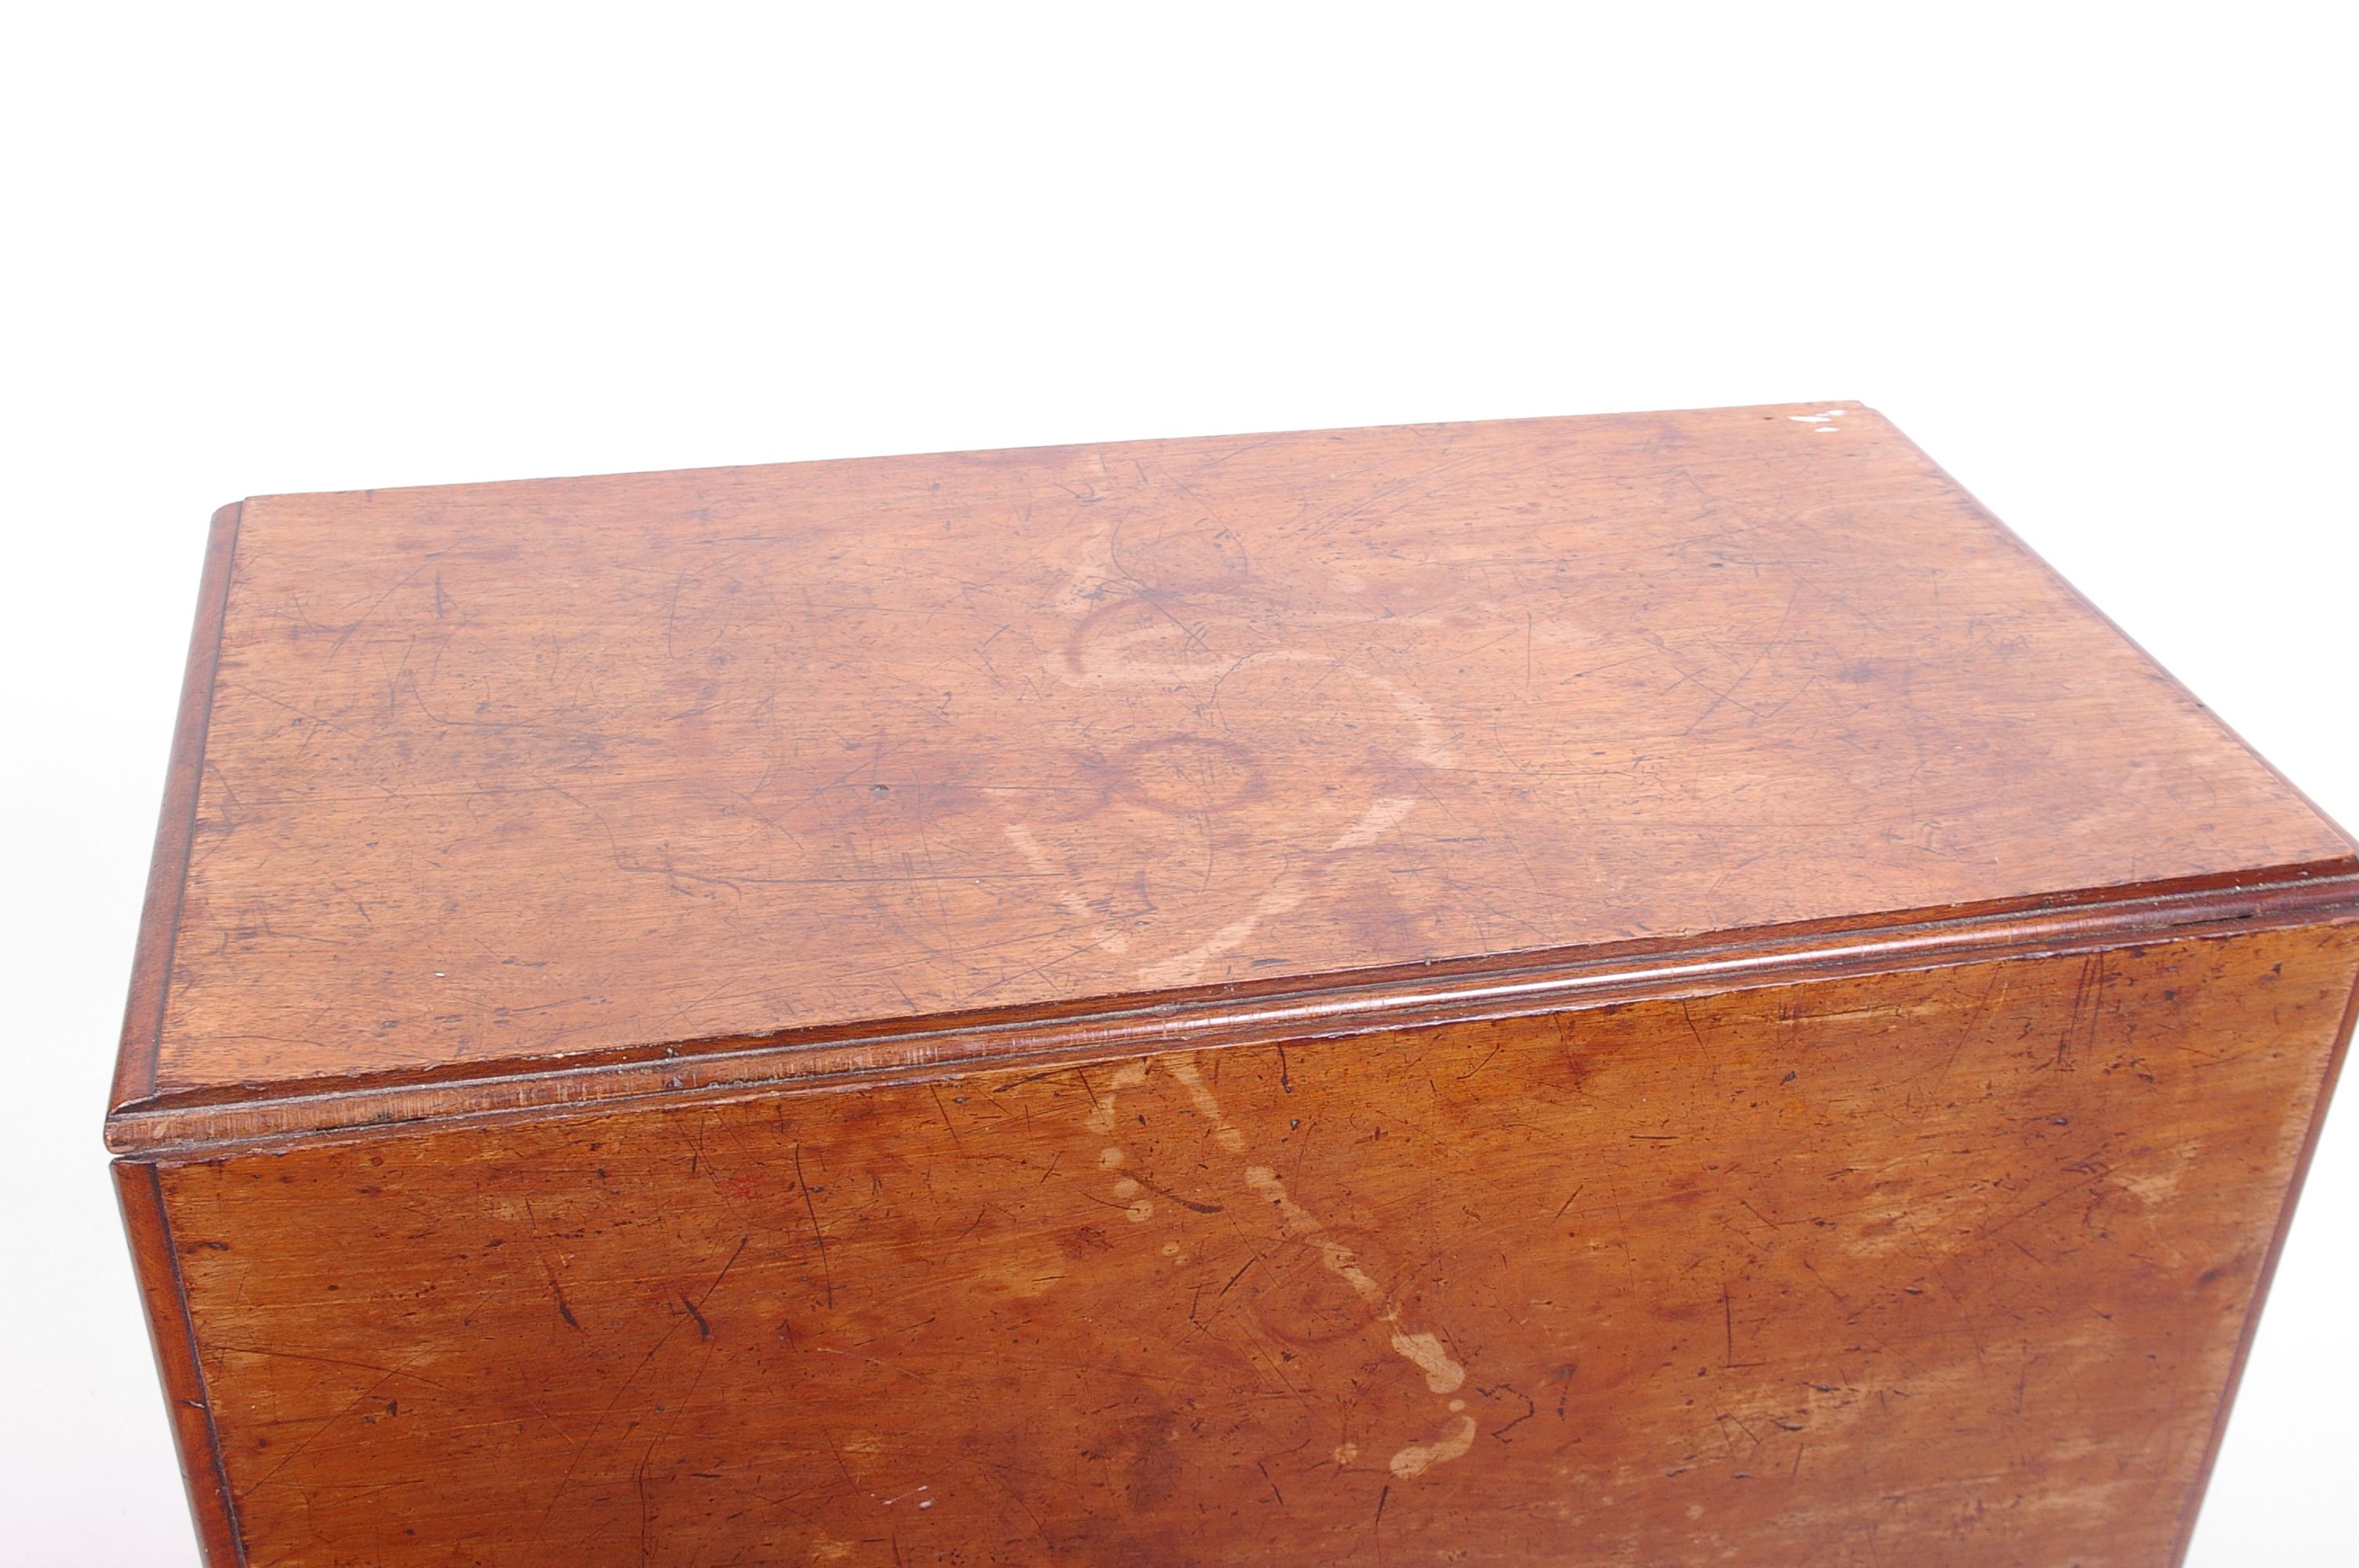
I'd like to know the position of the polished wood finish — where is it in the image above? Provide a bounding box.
[111,406,2359,1566]
[111,405,2346,1116]
[114,1160,243,1567]
[158,928,2359,1566]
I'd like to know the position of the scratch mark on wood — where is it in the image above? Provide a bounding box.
[794,1145,834,1307]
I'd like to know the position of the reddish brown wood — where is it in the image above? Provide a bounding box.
[100,873,2359,1157]
[107,405,2359,1566]
[144,929,2358,1566]
[113,499,241,1112]
[108,405,2350,1120]
[2168,957,2359,1563]
[113,1160,244,1567]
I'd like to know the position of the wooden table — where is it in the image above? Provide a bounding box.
[111,405,2357,1565]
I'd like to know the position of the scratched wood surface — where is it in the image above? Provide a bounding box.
[151,926,2357,1567]
[111,407,2359,1565]
[125,404,2354,1105]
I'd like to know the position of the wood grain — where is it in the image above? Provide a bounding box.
[107,406,2359,1566]
[113,1160,244,1567]
[104,870,2359,1157]
[113,405,2352,1116]
[148,926,2358,1566]
[113,500,242,1111]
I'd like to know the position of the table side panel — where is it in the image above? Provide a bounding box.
[153,923,2359,1566]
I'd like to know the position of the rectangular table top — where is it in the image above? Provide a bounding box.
[113,404,2353,1130]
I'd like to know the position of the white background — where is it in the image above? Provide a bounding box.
[2,5,2351,1563]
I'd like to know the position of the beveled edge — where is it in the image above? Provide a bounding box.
[112,1158,247,1566]
[109,500,243,1120]
[216,399,1874,509]
[2165,917,2359,1566]
[1895,412,2359,860]
[104,860,2359,1158]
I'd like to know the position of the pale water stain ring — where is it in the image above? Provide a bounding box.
[1105,734,1268,818]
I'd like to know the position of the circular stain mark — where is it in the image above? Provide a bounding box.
[1110,517,1249,594]
[1245,1229,1390,1350]
[1108,735,1268,818]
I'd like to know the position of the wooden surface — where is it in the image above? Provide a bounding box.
[111,404,2355,1123]
[114,1160,242,1568]
[147,925,2359,1566]
[109,407,2359,1565]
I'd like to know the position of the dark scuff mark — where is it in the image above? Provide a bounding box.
[794,1145,834,1307]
